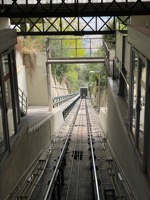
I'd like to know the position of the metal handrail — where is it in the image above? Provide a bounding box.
[113,57,129,85]
[52,92,79,108]
[18,88,27,116]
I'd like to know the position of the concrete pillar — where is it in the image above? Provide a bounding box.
[0,18,10,30]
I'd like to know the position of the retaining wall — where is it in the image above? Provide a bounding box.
[0,96,78,200]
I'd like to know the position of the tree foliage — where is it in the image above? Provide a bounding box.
[17,25,107,94]
[49,35,108,94]
[49,36,87,91]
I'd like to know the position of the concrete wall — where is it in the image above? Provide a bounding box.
[16,51,28,97]
[131,15,150,29]
[124,37,130,74]
[116,32,123,61]
[99,107,107,135]
[51,76,68,98]
[116,32,130,72]
[25,52,68,106]
[0,114,3,140]
[0,94,79,200]
[109,49,115,60]
[98,88,108,136]
[107,78,150,200]
[0,18,10,30]
[128,26,150,61]
[25,52,49,106]
[0,106,64,200]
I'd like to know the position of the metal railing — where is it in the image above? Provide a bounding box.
[52,92,79,108]
[112,57,129,85]
[18,88,27,116]
[85,100,101,200]
[48,38,103,59]
[103,41,116,76]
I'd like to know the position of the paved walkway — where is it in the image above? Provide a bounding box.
[20,95,79,128]
[21,106,59,128]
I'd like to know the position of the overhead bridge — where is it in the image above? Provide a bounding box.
[0,0,149,35]
[47,57,105,64]
[1,0,149,17]
[46,37,105,64]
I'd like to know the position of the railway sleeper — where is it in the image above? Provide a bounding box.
[90,165,98,171]
[98,168,116,200]
[30,99,126,200]
[89,154,97,160]
[88,147,95,152]
[39,150,50,163]
[17,195,28,199]
[72,150,83,160]
[104,187,116,200]
[116,195,127,199]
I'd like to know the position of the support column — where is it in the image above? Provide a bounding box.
[0,18,10,30]
[46,38,53,111]
[46,62,53,111]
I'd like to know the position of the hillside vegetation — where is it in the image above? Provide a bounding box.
[16,35,109,97]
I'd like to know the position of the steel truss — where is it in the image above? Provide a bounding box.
[0,0,149,35]
[11,16,129,35]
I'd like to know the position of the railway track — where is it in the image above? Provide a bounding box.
[8,98,135,200]
[30,98,115,200]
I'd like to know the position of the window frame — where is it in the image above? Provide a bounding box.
[0,48,20,156]
[129,47,150,174]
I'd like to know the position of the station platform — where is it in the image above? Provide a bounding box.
[22,106,57,128]
[0,95,79,200]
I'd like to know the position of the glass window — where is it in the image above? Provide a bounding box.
[138,58,146,156]
[131,51,138,136]
[124,71,129,104]
[2,55,15,138]
[0,55,10,158]
[130,50,146,158]
[114,59,120,84]
[0,86,5,157]
[11,51,20,125]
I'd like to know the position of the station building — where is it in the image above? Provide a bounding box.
[102,16,150,200]
[0,15,150,200]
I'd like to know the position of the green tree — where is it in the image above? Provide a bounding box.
[49,36,87,89]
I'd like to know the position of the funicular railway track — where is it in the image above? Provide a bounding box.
[29,98,116,200]
[30,98,102,200]
[9,98,133,200]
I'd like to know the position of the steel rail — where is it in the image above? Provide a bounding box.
[87,100,135,200]
[65,99,83,200]
[8,111,80,200]
[43,99,81,200]
[86,100,101,200]
[75,100,84,200]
